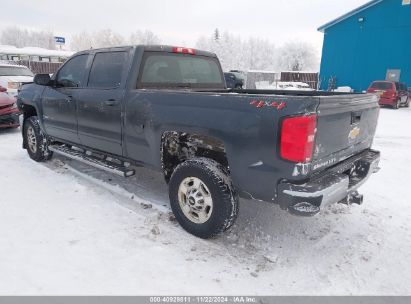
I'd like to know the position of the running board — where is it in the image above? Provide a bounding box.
[49,145,135,178]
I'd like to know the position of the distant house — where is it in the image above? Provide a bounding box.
[318,0,411,92]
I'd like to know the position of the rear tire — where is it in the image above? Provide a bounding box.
[23,116,53,162]
[168,158,239,239]
[394,99,400,109]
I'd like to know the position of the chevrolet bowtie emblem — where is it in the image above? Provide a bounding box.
[349,127,361,140]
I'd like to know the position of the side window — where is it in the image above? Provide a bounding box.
[57,54,89,88]
[88,52,127,88]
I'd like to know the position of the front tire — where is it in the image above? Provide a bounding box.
[23,116,53,162]
[169,158,239,239]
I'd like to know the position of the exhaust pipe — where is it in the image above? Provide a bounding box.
[349,191,363,205]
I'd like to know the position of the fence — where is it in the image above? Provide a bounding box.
[0,60,62,74]
[280,72,319,90]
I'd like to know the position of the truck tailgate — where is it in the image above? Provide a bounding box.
[311,94,380,173]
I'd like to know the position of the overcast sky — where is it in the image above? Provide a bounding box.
[1,0,368,51]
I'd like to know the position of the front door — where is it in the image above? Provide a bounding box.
[42,54,90,144]
[76,51,128,156]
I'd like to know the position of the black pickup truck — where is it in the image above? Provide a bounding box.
[17,45,380,238]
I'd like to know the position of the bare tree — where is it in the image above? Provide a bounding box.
[70,29,162,51]
[70,31,94,51]
[277,41,319,71]
[196,31,277,71]
[196,30,320,73]
[70,29,125,51]
[0,26,56,49]
[129,30,161,45]
[93,29,125,48]
[214,28,220,41]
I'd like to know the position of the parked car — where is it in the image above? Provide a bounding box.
[229,70,246,82]
[0,89,19,128]
[367,81,409,109]
[224,72,243,89]
[0,63,34,97]
[17,45,380,238]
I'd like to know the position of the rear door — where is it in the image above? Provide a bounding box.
[76,50,129,156]
[42,54,90,143]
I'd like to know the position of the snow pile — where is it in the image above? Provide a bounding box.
[0,107,411,295]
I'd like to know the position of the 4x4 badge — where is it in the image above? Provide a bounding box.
[250,100,287,110]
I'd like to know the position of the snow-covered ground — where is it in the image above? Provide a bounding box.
[0,107,410,295]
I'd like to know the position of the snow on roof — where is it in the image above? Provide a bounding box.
[318,0,383,32]
[0,45,74,57]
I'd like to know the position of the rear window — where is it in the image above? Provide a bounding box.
[0,66,34,77]
[138,52,224,89]
[371,82,394,90]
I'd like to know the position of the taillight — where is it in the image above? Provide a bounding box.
[0,86,7,92]
[172,47,196,55]
[280,114,317,163]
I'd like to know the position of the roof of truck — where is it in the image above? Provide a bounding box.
[74,45,217,58]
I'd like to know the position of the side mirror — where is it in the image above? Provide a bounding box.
[33,74,51,86]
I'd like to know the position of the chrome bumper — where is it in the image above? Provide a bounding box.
[277,150,380,216]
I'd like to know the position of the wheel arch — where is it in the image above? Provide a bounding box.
[20,104,38,149]
[160,131,229,182]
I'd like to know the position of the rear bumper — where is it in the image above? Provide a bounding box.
[379,97,396,106]
[277,149,380,216]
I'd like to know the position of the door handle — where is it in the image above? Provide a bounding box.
[103,99,119,106]
[66,95,73,103]
[351,112,362,124]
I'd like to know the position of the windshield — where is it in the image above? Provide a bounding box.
[0,66,34,77]
[371,82,393,90]
[139,52,224,89]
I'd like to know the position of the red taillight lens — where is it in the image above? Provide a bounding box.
[172,47,196,55]
[0,86,7,92]
[280,115,317,163]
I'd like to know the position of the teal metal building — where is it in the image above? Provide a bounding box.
[318,0,411,92]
